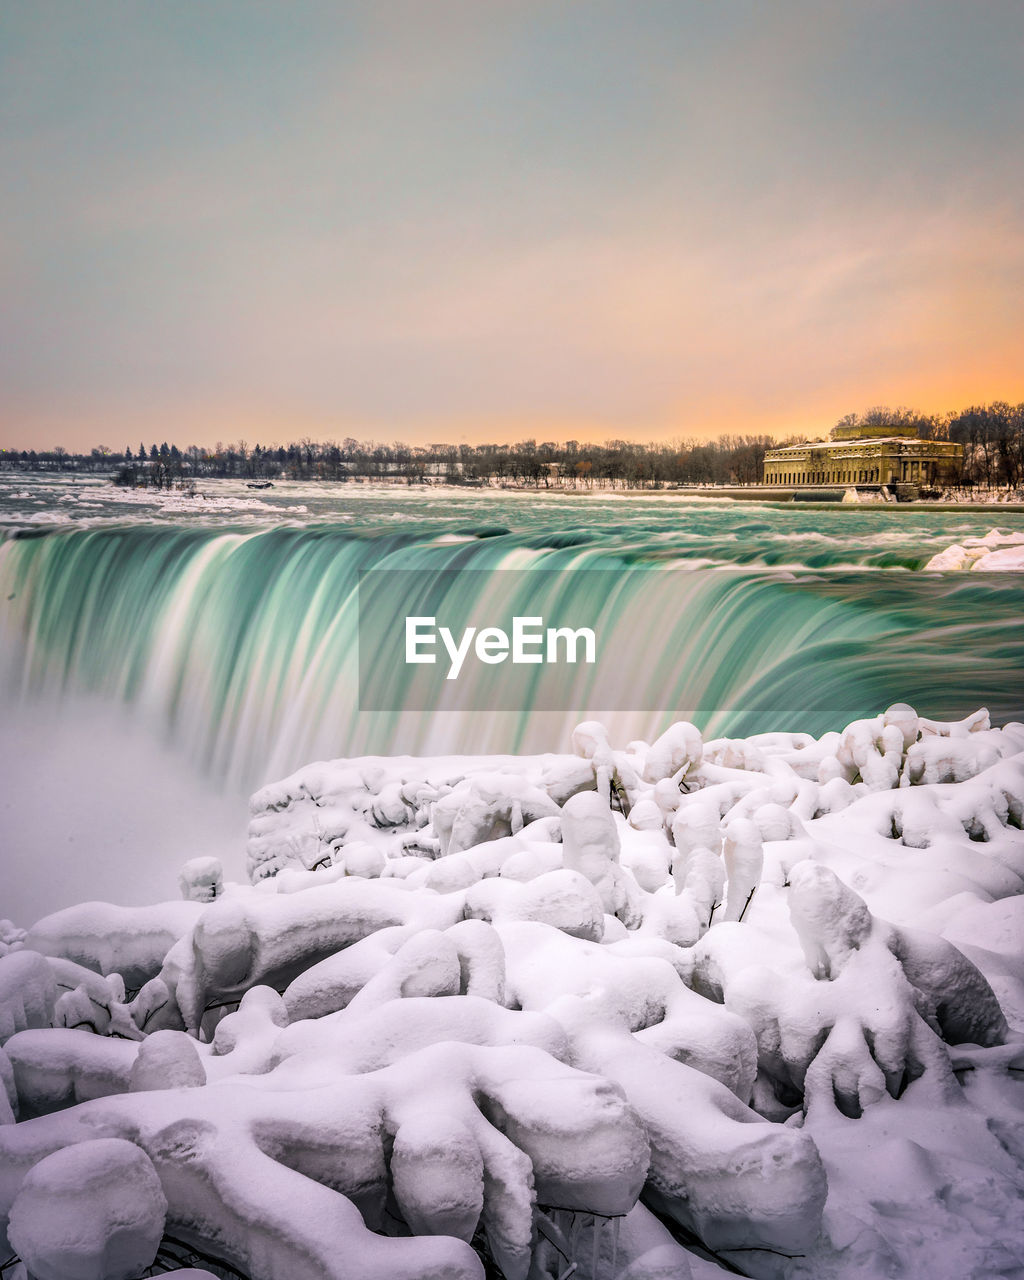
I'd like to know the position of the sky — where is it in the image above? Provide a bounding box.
[1,1,1022,452]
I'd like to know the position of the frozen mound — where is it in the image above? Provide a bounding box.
[925,527,1024,570]
[2,706,1024,1280]
[8,1138,167,1280]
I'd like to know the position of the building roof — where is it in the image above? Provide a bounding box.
[830,423,919,441]
[766,436,959,455]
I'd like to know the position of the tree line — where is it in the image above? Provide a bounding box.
[0,435,780,488]
[1,400,1022,489]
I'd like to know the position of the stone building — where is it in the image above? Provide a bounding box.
[762,424,962,492]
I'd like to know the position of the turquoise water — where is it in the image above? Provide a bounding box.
[2,476,1022,792]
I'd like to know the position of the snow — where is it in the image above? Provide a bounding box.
[178,857,225,903]
[925,527,1024,570]
[0,952,57,1043]
[25,900,204,993]
[38,482,310,520]
[1,706,1022,1278]
[7,1138,167,1280]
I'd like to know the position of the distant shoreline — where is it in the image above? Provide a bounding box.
[431,483,1024,512]
[7,470,1024,514]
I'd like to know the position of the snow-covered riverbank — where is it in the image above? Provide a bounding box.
[2,705,1022,1279]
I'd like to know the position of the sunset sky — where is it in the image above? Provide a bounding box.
[1,2,1022,452]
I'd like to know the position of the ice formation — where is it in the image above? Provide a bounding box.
[8,1138,167,1280]
[2,706,1023,1279]
[925,527,1024,571]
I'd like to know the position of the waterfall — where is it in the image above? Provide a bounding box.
[3,522,1022,794]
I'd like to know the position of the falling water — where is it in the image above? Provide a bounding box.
[3,517,1022,794]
